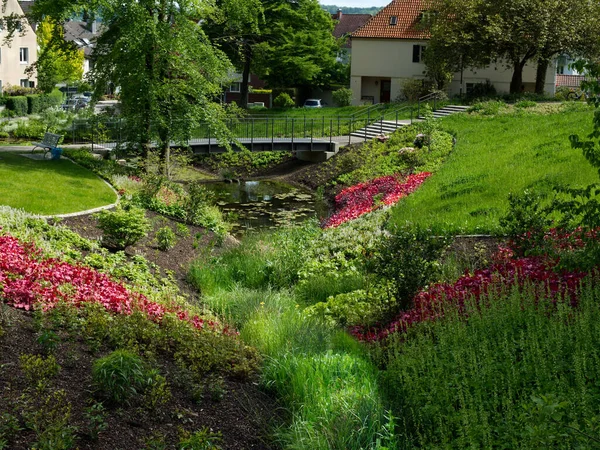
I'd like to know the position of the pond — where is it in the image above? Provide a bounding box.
[203,180,329,234]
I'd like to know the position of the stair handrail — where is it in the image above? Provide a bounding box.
[379,102,417,125]
[348,103,386,121]
[417,90,450,117]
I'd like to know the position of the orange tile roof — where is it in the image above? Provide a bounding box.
[352,0,430,40]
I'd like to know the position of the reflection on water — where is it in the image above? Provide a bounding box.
[203,180,329,234]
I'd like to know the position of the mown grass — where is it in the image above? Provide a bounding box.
[381,280,600,449]
[0,152,116,215]
[389,104,599,234]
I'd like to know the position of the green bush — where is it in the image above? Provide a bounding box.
[273,92,295,108]
[91,349,148,404]
[468,100,506,115]
[332,88,353,107]
[27,90,64,114]
[401,78,426,101]
[383,281,600,449]
[467,80,497,100]
[178,428,222,449]
[367,225,448,312]
[6,96,28,116]
[95,205,150,250]
[156,226,176,251]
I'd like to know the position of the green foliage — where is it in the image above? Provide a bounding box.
[515,100,537,108]
[83,402,108,441]
[500,190,553,254]
[0,413,22,446]
[176,223,190,238]
[91,349,148,404]
[367,225,448,312]
[95,205,150,250]
[144,371,172,411]
[400,78,426,102]
[273,92,295,108]
[382,281,600,449]
[178,427,223,450]
[262,351,385,449]
[27,90,64,114]
[467,80,497,101]
[468,100,506,115]
[24,389,77,450]
[5,96,28,116]
[19,354,61,390]
[332,87,352,107]
[156,226,177,251]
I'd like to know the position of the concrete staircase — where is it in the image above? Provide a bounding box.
[349,119,408,140]
[419,104,470,119]
[350,104,470,140]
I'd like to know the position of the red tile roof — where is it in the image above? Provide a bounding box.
[352,0,430,40]
[556,74,586,87]
[333,14,373,39]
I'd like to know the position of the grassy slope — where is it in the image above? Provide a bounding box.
[0,152,116,215]
[390,107,599,234]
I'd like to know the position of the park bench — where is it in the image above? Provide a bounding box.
[31,132,62,159]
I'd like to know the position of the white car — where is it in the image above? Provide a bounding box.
[303,99,322,108]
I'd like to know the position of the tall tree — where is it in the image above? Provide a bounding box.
[29,0,236,175]
[26,18,84,93]
[254,0,339,89]
[427,0,599,95]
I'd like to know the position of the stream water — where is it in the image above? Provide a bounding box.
[203,180,329,234]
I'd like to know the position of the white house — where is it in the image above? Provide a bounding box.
[349,0,556,105]
[0,0,38,91]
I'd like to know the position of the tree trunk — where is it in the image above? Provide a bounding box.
[509,58,528,94]
[535,58,550,95]
[239,43,252,109]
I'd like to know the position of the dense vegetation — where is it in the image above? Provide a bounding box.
[2,100,600,448]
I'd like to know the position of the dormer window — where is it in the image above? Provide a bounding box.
[389,16,397,26]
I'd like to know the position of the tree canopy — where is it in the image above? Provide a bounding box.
[26,17,84,93]
[427,0,600,94]
[30,0,238,174]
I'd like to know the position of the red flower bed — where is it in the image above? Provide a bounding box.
[323,172,432,228]
[350,246,588,342]
[0,234,233,334]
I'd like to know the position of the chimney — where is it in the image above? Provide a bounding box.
[91,20,97,34]
[337,9,342,20]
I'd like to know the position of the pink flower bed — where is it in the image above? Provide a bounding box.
[350,246,589,342]
[0,234,233,334]
[323,172,432,228]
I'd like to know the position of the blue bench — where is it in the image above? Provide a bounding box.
[32,132,62,158]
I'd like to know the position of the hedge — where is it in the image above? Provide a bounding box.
[27,90,64,114]
[6,96,28,116]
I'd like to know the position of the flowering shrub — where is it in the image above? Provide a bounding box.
[351,245,589,342]
[323,172,431,228]
[0,233,232,335]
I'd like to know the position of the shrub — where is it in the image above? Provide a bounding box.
[5,96,28,116]
[156,226,176,251]
[468,100,506,115]
[95,205,150,250]
[273,92,295,108]
[515,100,537,108]
[91,349,147,404]
[332,87,352,107]
[467,80,497,100]
[367,225,448,312]
[401,78,426,101]
[178,428,222,449]
[19,354,61,389]
[27,90,64,114]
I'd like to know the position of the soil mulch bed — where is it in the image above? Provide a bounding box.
[0,310,277,449]
[0,211,279,449]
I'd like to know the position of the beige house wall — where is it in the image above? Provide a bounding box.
[350,37,556,105]
[0,0,37,91]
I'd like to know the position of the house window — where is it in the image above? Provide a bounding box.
[19,47,28,64]
[557,65,565,75]
[20,79,29,87]
[229,82,241,93]
[389,16,397,25]
[412,45,426,63]
[0,80,3,93]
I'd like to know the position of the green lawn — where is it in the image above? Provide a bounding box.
[0,152,117,215]
[390,105,600,234]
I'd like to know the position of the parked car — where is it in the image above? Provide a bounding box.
[61,96,90,112]
[303,99,322,108]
